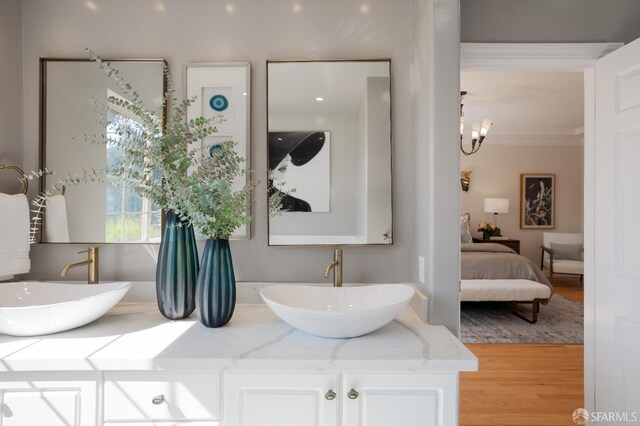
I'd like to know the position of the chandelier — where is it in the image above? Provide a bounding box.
[460,91,492,156]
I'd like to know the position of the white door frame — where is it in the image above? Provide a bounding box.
[460,42,623,415]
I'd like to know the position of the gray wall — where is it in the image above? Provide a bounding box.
[0,0,23,195]
[461,0,640,43]
[20,0,415,285]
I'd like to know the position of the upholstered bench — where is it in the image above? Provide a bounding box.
[460,279,553,323]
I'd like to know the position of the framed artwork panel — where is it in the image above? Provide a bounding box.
[520,173,555,229]
[184,62,251,239]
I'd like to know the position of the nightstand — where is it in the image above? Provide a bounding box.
[472,238,521,254]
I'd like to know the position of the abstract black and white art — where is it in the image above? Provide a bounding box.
[520,173,555,229]
[268,131,331,213]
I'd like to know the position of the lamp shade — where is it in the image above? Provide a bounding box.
[484,198,509,214]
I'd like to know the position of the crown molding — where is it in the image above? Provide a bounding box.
[461,43,624,71]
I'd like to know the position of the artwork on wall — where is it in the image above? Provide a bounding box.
[184,62,250,239]
[268,131,330,213]
[520,173,555,229]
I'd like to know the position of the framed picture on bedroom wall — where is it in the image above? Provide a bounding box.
[520,173,555,229]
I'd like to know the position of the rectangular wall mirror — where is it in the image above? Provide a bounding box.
[267,60,393,246]
[40,58,166,244]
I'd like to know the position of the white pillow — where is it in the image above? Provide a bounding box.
[460,213,473,243]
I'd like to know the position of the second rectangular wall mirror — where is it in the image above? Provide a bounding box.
[267,60,393,246]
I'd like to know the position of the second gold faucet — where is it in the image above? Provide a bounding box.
[324,249,343,287]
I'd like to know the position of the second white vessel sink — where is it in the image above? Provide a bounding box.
[260,284,415,338]
[0,281,131,337]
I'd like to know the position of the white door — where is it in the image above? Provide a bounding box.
[342,373,458,426]
[223,373,338,426]
[594,37,640,416]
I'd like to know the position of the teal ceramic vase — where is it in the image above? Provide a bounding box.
[156,210,199,319]
[196,239,236,328]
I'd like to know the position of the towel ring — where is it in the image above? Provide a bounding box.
[0,164,28,195]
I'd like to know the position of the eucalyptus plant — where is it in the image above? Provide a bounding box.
[76,50,281,240]
[84,50,220,213]
[173,141,251,239]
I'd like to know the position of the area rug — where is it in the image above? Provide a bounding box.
[460,295,583,344]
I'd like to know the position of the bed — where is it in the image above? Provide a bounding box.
[460,242,554,323]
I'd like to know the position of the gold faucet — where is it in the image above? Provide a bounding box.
[61,246,99,284]
[324,249,343,287]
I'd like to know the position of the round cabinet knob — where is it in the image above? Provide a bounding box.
[325,390,336,401]
[151,394,165,405]
[347,389,359,400]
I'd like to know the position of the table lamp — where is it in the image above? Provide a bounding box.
[484,198,509,237]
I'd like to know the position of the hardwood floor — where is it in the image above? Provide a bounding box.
[460,278,584,426]
[552,277,583,303]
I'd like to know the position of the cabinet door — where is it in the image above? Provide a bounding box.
[342,373,458,426]
[223,373,338,426]
[0,373,97,426]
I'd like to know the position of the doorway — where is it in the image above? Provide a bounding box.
[457,42,622,423]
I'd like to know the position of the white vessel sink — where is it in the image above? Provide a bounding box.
[260,284,415,338]
[0,281,131,337]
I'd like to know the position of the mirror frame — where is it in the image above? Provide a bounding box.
[39,57,168,244]
[265,59,394,247]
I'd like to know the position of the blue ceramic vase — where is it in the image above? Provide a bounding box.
[196,239,236,328]
[156,210,199,320]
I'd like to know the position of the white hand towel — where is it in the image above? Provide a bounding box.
[0,193,31,281]
[45,194,70,243]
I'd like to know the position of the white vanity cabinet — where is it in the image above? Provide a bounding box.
[223,372,339,426]
[0,371,460,426]
[0,302,477,426]
[342,373,459,426]
[223,372,458,426]
[0,372,98,426]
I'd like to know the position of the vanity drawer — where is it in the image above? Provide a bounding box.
[104,371,220,422]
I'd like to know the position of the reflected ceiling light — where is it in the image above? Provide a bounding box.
[226,3,235,13]
[84,1,98,10]
[460,91,492,156]
[242,92,247,96]
[155,1,166,12]
[292,3,301,13]
[316,97,324,102]
[360,3,370,13]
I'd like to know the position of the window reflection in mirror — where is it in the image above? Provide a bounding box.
[105,108,162,243]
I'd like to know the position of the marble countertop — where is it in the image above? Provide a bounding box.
[0,301,477,373]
